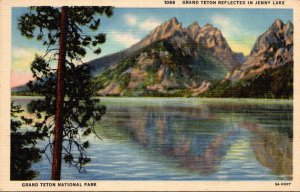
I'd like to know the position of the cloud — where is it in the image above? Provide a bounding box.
[110,31,140,47]
[124,14,137,26]
[123,14,162,32]
[11,47,44,87]
[211,15,241,36]
[211,15,255,55]
[12,47,40,59]
[12,47,44,71]
[139,18,162,31]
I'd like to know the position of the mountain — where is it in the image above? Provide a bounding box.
[187,22,244,69]
[13,17,244,96]
[204,19,293,99]
[89,17,183,75]
[11,84,29,93]
[90,17,244,74]
[141,17,183,45]
[15,18,292,99]
[226,19,293,81]
[93,17,245,96]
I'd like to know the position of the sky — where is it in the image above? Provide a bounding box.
[11,8,293,87]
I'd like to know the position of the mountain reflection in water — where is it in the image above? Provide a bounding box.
[13,97,292,180]
[99,100,292,178]
[241,121,292,177]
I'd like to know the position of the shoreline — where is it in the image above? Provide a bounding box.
[11,95,293,105]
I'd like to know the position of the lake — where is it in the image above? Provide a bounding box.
[12,97,293,180]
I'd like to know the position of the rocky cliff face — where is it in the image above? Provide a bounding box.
[92,17,247,96]
[227,19,293,81]
[88,17,184,75]
[186,21,202,40]
[89,17,244,75]
[186,22,243,69]
[140,17,183,45]
[147,18,244,70]
[95,18,294,97]
[95,39,222,96]
[94,17,246,96]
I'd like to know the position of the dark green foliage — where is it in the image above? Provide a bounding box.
[18,7,113,59]
[202,62,293,99]
[119,73,131,90]
[92,37,228,97]
[141,89,192,97]
[11,102,47,180]
[17,6,113,173]
[193,46,228,80]
[11,91,41,96]
[163,40,227,81]
[93,53,138,91]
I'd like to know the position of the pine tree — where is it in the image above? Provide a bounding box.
[18,6,113,180]
[11,102,46,180]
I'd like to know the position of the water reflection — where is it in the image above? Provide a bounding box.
[12,97,292,180]
[101,102,292,177]
[103,106,236,174]
[241,121,292,177]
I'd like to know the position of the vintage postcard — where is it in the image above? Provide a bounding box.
[0,0,299,191]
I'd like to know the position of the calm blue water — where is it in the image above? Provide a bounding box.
[13,97,293,180]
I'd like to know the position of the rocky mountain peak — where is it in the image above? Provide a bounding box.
[162,16,182,33]
[188,22,242,69]
[286,20,293,28]
[140,17,182,45]
[169,16,180,25]
[187,21,201,31]
[198,24,224,43]
[272,19,284,29]
[284,20,293,33]
[202,23,215,30]
[89,17,245,76]
[284,20,293,46]
[186,21,202,41]
[250,20,293,55]
[227,19,293,81]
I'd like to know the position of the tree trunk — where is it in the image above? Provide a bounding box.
[52,6,68,180]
